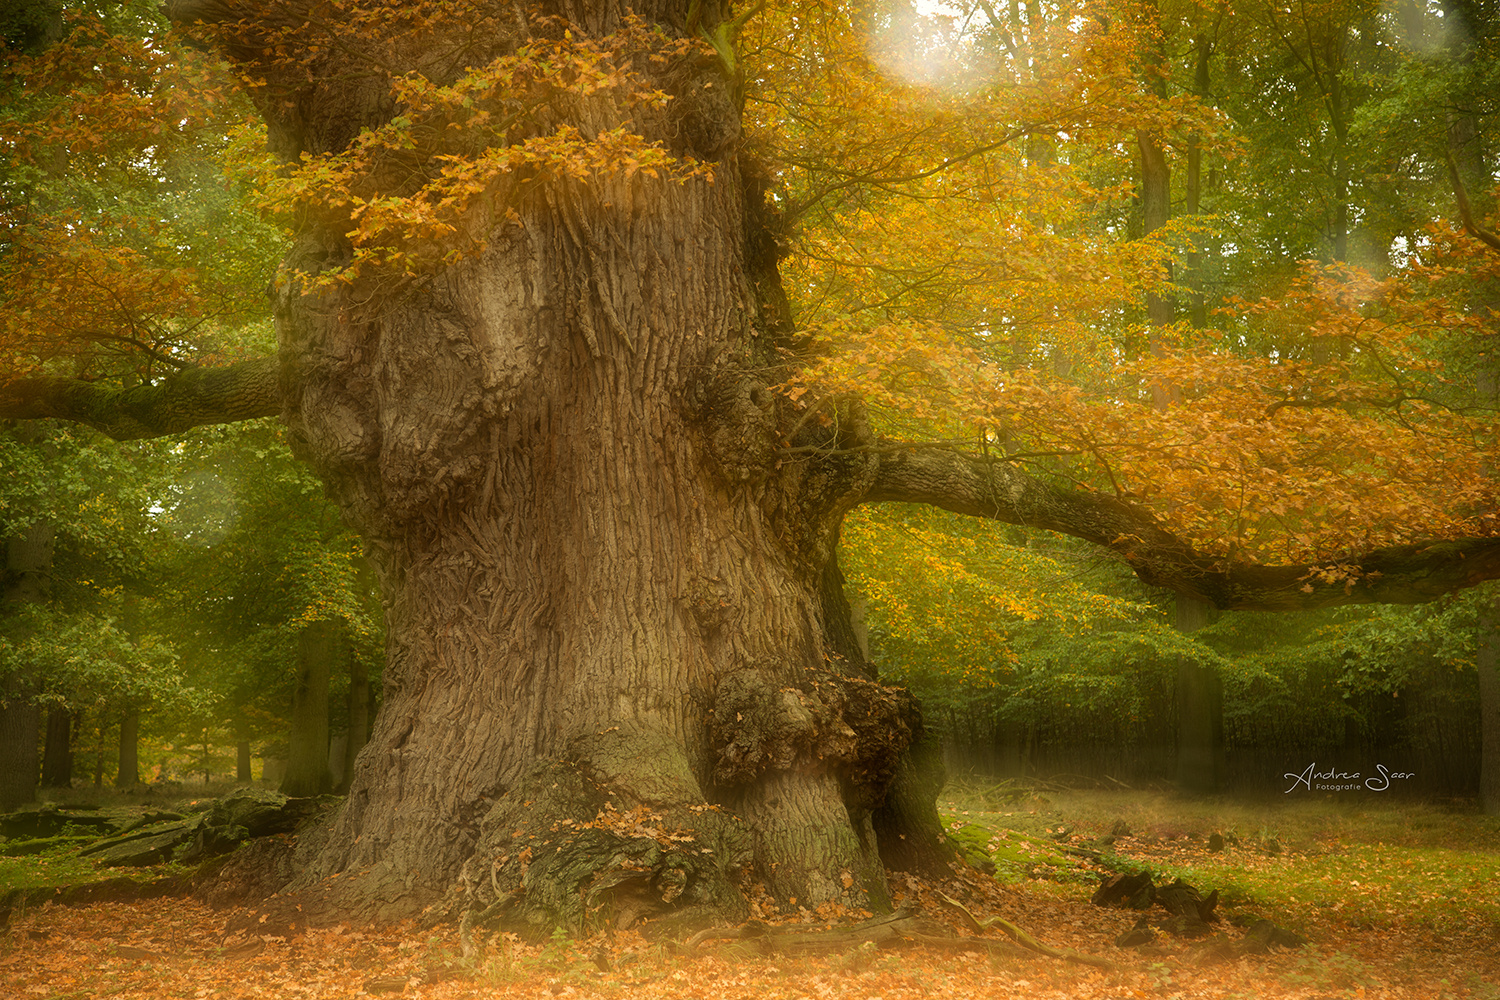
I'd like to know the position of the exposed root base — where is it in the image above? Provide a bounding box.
[437,724,755,936]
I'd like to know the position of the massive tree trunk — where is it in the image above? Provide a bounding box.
[151,0,922,926]
[282,154,910,919]
[288,155,907,924]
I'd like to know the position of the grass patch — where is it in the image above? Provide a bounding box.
[0,834,100,857]
[1,783,251,897]
[937,779,1500,937]
[1160,841,1500,934]
[0,843,110,893]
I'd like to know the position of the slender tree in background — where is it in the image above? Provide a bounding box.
[1131,0,1225,793]
[280,619,339,797]
[156,418,383,789]
[1,0,1497,926]
[39,705,72,787]
[0,522,51,809]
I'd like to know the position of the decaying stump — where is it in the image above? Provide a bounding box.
[1091,871,1155,910]
[1094,869,1307,955]
[1193,918,1308,964]
[1114,917,1155,947]
[1156,878,1220,925]
[1091,871,1218,927]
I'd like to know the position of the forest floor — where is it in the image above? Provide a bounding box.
[3,783,1499,999]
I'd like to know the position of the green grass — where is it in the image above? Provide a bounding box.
[1162,842,1500,933]
[0,842,111,893]
[2,784,235,897]
[0,841,196,896]
[937,780,1500,936]
[947,820,1096,884]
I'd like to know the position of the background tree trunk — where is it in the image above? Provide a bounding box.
[1185,33,1213,330]
[1479,600,1500,815]
[91,718,106,787]
[1132,27,1227,794]
[1174,597,1225,793]
[281,619,338,797]
[1,522,53,809]
[40,706,72,788]
[115,707,140,788]
[0,680,40,810]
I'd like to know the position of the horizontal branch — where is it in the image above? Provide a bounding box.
[865,444,1500,611]
[1446,147,1500,254]
[0,358,282,440]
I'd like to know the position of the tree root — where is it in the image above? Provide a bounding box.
[938,891,1116,972]
[456,858,516,959]
[673,907,956,956]
[674,900,1114,970]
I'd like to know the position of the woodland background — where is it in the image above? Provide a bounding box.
[1,0,1498,808]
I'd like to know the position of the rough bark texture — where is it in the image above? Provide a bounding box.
[148,0,931,925]
[817,552,953,877]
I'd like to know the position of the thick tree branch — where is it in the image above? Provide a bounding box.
[0,358,281,440]
[866,445,1500,611]
[1445,147,1500,253]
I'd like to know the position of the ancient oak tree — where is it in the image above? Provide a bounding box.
[4,0,1499,921]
